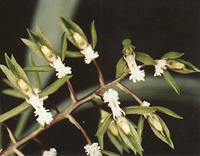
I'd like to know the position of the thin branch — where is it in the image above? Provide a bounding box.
[93,59,105,86]
[68,115,92,145]
[14,148,24,156]
[117,82,143,105]
[66,80,78,103]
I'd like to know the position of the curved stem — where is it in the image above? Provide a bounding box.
[93,59,105,86]
[66,80,78,103]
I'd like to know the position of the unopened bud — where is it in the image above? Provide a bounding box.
[17,79,34,97]
[72,32,88,50]
[117,116,131,136]
[108,121,119,137]
[148,114,163,135]
[41,45,57,63]
[167,60,185,70]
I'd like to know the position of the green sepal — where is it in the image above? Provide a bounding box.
[135,52,156,65]
[124,106,157,115]
[96,114,112,136]
[29,55,41,90]
[36,26,53,50]
[101,150,121,156]
[90,20,97,49]
[163,70,180,95]
[148,115,174,149]
[154,106,183,119]
[174,59,200,73]
[39,75,72,98]
[61,32,67,61]
[0,65,18,88]
[2,79,14,88]
[21,38,45,59]
[66,51,84,58]
[2,89,24,99]
[60,17,87,46]
[24,65,54,72]
[116,57,126,78]
[27,29,40,43]
[137,115,144,142]
[97,134,104,150]
[0,101,30,123]
[161,52,185,59]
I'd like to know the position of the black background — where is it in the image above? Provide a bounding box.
[0,0,200,155]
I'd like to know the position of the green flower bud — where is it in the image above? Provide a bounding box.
[117,116,131,136]
[72,32,88,50]
[108,121,119,137]
[17,79,34,97]
[148,114,164,135]
[122,39,136,56]
[41,45,57,63]
[167,60,185,70]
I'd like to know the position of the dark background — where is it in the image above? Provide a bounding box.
[0,0,199,155]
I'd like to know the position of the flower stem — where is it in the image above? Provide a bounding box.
[93,59,105,86]
[66,80,78,103]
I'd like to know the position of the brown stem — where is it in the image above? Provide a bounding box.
[117,82,143,105]
[93,59,105,86]
[66,80,78,103]
[68,115,92,145]
[0,72,128,156]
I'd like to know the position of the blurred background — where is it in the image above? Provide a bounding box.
[0,0,199,155]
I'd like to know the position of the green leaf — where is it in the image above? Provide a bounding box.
[163,70,180,95]
[107,131,123,154]
[97,134,104,150]
[21,38,45,59]
[0,65,18,88]
[154,106,183,119]
[36,26,53,50]
[66,51,84,58]
[24,65,54,72]
[137,115,144,141]
[29,55,41,90]
[135,52,156,65]
[96,114,112,136]
[0,101,30,123]
[60,17,87,46]
[116,57,126,78]
[2,89,24,99]
[39,75,72,98]
[161,52,184,59]
[90,20,97,49]
[124,106,157,115]
[11,55,29,83]
[61,32,67,61]
[27,29,40,43]
[176,59,200,72]
[101,150,121,156]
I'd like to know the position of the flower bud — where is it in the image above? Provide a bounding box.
[167,60,185,70]
[108,121,119,137]
[72,32,88,50]
[116,116,131,136]
[148,114,163,135]
[41,45,57,63]
[17,79,34,97]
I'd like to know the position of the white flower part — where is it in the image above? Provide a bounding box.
[103,89,125,120]
[84,143,102,156]
[80,44,99,64]
[124,54,145,83]
[142,101,150,107]
[43,148,57,156]
[34,88,48,101]
[26,93,53,126]
[154,59,167,76]
[50,56,72,78]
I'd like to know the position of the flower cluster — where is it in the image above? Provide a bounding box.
[103,89,125,120]
[43,148,57,156]
[154,59,167,76]
[84,143,102,156]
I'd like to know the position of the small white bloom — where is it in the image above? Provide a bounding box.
[103,89,125,120]
[34,88,48,101]
[142,101,150,107]
[43,148,57,156]
[50,56,72,78]
[80,44,99,64]
[154,59,167,76]
[124,54,145,83]
[84,143,102,156]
